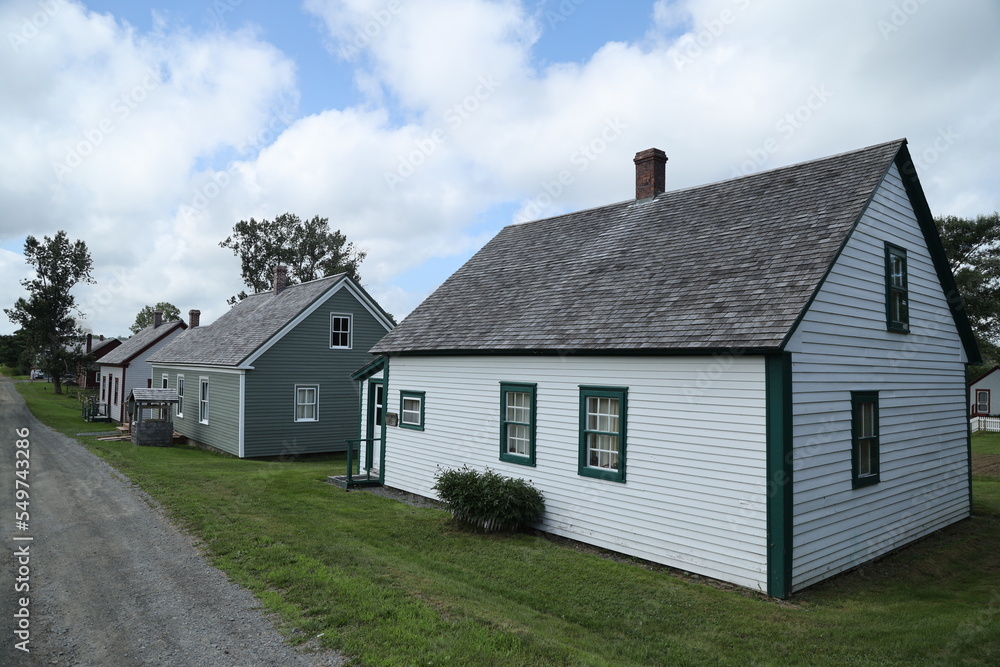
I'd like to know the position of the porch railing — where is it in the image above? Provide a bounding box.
[342,437,382,488]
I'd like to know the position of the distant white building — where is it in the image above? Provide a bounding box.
[98,310,186,423]
[969,366,1000,416]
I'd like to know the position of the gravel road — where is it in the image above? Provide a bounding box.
[1,376,345,666]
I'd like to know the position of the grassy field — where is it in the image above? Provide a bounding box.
[13,380,1000,666]
[972,430,1000,455]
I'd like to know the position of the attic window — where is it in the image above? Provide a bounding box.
[885,243,909,333]
[330,314,352,349]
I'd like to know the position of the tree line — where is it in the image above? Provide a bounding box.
[2,214,365,393]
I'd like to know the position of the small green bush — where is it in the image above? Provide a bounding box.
[433,466,544,533]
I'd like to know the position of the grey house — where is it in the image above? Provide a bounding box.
[359,140,979,597]
[150,268,394,457]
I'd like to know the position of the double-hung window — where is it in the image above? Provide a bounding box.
[578,386,627,482]
[500,383,536,466]
[295,385,319,422]
[176,375,184,417]
[161,373,168,389]
[330,314,352,349]
[199,377,210,424]
[885,243,909,332]
[851,391,879,488]
[400,391,425,430]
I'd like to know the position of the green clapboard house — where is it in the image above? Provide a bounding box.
[149,267,394,457]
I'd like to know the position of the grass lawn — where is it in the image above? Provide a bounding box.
[15,382,1000,666]
[972,430,1000,455]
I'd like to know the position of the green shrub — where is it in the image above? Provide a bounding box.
[433,466,544,533]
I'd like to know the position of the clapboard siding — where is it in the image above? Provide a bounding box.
[243,288,388,457]
[100,328,186,422]
[382,354,771,590]
[101,366,126,422]
[785,163,970,590]
[154,367,243,456]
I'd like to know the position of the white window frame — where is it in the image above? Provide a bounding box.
[294,384,320,422]
[330,313,353,349]
[176,375,184,418]
[161,373,168,389]
[199,377,209,424]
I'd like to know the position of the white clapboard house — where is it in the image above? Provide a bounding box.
[354,140,980,598]
[969,366,1000,417]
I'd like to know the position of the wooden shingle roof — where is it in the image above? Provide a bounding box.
[149,273,396,368]
[373,140,971,355]
[100,320,186,365]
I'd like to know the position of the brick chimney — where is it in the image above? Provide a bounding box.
[86,333,93,353]
[153,309,163,328]
[634,148,667,200]
[274,265,288,294]
[188,309,201,329]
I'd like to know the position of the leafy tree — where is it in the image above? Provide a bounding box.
[219,213,366,304]
[0,329,30,374]
[935,212,1000,372]
[130,302,182,334]
[4,231,94,394]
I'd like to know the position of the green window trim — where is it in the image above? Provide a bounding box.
[399,390,425,430]
[851,391,880,489]
[885,243,909,333]
[578,386,627,483]
[499,382,537,466]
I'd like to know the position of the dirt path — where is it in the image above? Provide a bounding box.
[1,377,344,666]
[972,452,1000,478]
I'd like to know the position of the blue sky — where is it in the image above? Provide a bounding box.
[1,0,999,337]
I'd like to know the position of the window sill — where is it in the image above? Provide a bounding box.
[579,466,625,483]
[852,475,880,489]
[500,453,535,466]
